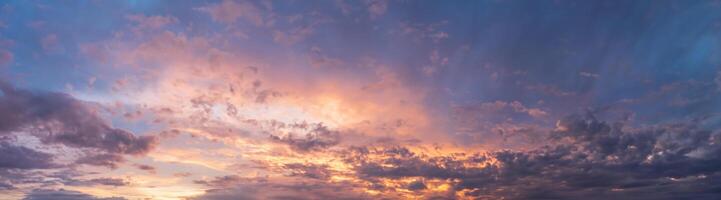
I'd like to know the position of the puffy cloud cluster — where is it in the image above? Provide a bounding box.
[0,81,157,156]
[269,123,342,152]
[0,142,56,169]
[186,110,721,199]
[0,81,157,190]
[336,113,721,199]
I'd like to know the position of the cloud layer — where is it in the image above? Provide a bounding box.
[1,0,721,199]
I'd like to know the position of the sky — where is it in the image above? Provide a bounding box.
[1,0,721,199]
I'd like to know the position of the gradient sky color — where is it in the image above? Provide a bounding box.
[1,0,721,200]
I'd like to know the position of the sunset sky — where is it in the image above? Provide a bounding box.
[1,0,721,199]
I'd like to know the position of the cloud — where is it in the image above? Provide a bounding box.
[269,124,341,152]
[406,180,426,191]
[454,100,547,120]
[0,81,157,155]
[0,81,157,169]
[272,27,314,46]
[526,84,575,97]
[450,100,549,148]
[364,0,387,19]
[190,176,371,200]
[125,14,177,34]
[579,71,600,79]
[0,49,11,67]
[394,21,449,43]
[0,180,13,190]
[308,47,344,69]
[40,34,62,53]
[193,175,247,188]
[64,178,128,187]
[22,189,126,200]
[197,0,264,26]
[134,164,156,173]
[0,142,57,169]
[335,0,353,16]
[75,154,125,169]
[422,50,448,76]
[345,146,491,181]
[283,163,332,180]
[322,112,721,199]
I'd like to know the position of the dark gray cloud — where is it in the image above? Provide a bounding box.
[0,81,157,168]
[63,178,128,187]
[134,164,156,173]
[339,112,721,199]
[0,142,57,169]
[0,81,157,155]
[22,189,127,200]
[75,154,126,169]
[406,180,427,191]
[269,124,341,152]
[0,168,124,192]
[0,169,55,190]
[343,145,493,181]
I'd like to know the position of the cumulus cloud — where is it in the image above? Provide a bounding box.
[269,124,341,152]
[0,81,157,168]
[0,142,56,169]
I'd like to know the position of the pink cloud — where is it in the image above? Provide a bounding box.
[0,49,12,67]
